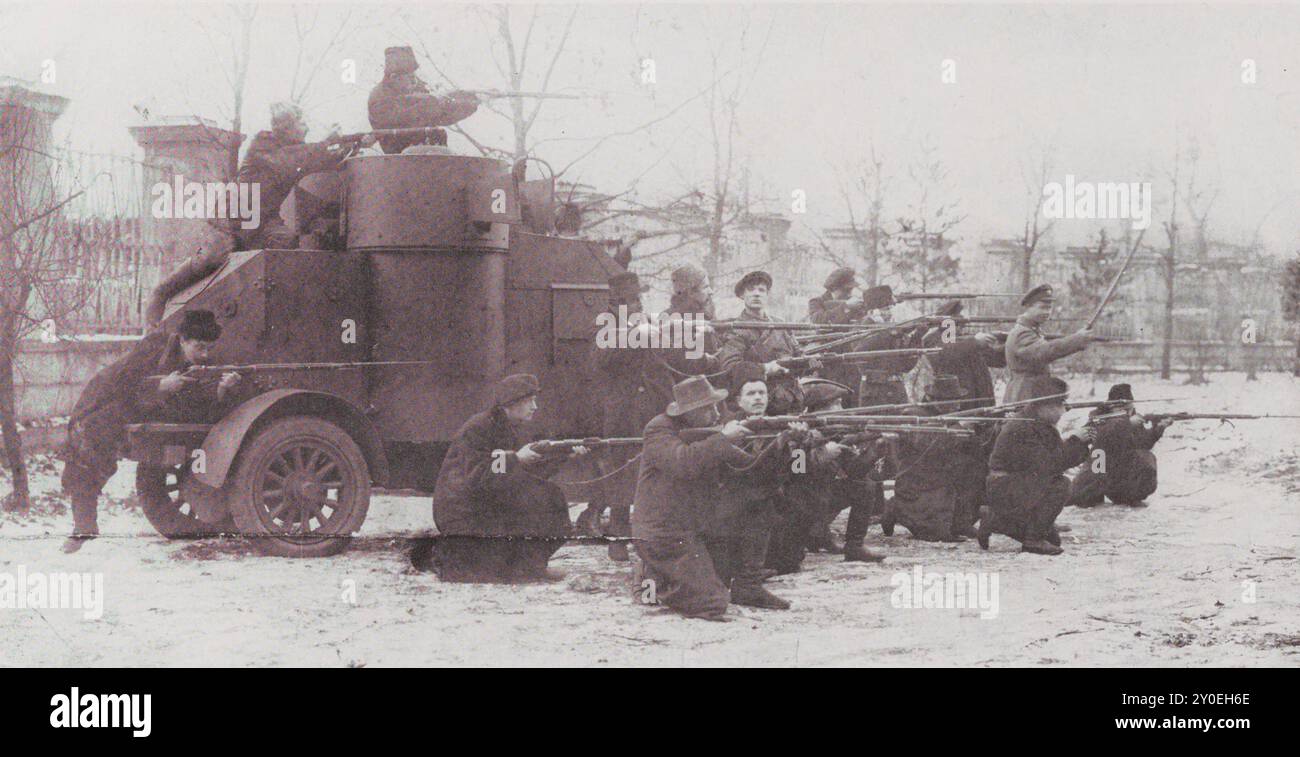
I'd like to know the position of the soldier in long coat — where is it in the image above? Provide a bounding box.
[425,374,588,582]
[1003,284,1097,403]
[236,102,353,250]
[61,310,242,552]
[981,376,1095,555]
[1069,383,1170,507]
[880,375,978,542]
[574,272,661,560]
[367,46,479,154]
[631,377,751,620]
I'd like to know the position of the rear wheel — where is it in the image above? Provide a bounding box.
[136,464,232,538]
[227,416,371,557]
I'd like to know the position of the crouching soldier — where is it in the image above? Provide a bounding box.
[980,376,1095,556]
[779,378,887,567]
[714,364,800,607]
[61,310,241,552]
[632,376,752,620]
[423,374,588,582]
[1069,383,1171,507]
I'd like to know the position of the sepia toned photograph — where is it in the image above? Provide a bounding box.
[1,0,1297,687]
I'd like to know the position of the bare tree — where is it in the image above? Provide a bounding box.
[0,103,103,512]
[1017,145,1056,291]
[818,145,891,287]
[891,139,965,292]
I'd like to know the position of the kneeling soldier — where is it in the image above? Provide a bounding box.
[424,374,588,582]
[61,310,241,553]
[631,376,751,620]
[981,376,1094,555]
[1069,383,1170,507]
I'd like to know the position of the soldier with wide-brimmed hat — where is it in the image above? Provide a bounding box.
[630,376,752,620]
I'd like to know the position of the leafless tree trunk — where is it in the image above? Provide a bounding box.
[1018,146,1055,291]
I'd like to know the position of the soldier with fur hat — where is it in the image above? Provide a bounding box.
[981,375,1095,555]
[1003,283,1099,403]
[422,374,589,582]
[236,101,361,250]
[60,310,243,552]
[368,45,480,154]
[1068,383,1171,507]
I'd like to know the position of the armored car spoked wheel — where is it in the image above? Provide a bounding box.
[227,416,371,557]
[136,464,232,539]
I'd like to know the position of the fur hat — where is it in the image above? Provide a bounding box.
[384,46,420,75]
[178,310,222,342]
[823,267,857,292]
[608,271,648,300]
[671,264,708,295]
[861,285,895,310]
[1107,383,1134,402]
[494,373,540,408]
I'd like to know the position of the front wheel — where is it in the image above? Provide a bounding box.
[136,463,232,538]
[226,416,371,557]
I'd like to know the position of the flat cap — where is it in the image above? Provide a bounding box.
[671,263,708,294]
[801,378,853,411]
[178,309,222,342]
[734,270,773,297]
[494,373,540,408]
[861,285,895,310]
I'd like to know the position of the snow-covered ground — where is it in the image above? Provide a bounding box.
[2,372,1297,667]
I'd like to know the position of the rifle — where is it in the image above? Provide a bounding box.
[464,89,588,100]
[892,292,1020,302]
[777,347,942,373]
[147,360,440,383]
[712,320,867,333]
[738,415,976,436]
[809,398,998,417]
[941,393,1071,418]
[1086,228,1146,330]
[1064,397,1182,412]
[1141,412,1300,427]
[326,127,446,146]
[528,437,644,455]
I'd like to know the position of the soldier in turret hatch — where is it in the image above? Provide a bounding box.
[368,46,480,154]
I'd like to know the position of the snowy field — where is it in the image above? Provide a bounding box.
[1,371,1297,667]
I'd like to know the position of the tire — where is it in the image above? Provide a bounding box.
[136,464,232,538]
[226,415,371,557]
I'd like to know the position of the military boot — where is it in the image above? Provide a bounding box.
[1020,516,1063,555]
[806,521,843,554]
[976,507,994,550]
[843,540,886,563]
[61,493,100,553]
[879,502,896,537]
[1021,540,1063,556]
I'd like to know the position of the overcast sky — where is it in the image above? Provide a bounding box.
[2,1,1297,256]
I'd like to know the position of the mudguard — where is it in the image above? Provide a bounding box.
[193,389,388,488]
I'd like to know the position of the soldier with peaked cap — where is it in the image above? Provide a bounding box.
[60,310,244,552]
[717,270,817,415]
[1068,383,1171,507]
[368,45,480,154]
[422,374,588,582]
[1003,284,1098,403]
[631,376,753,620]
[981,375,1095,555]
[575,271,659,560]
